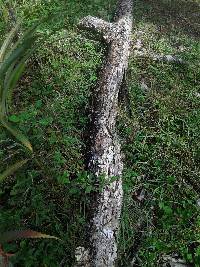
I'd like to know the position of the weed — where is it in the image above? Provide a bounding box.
[118,0,200,266]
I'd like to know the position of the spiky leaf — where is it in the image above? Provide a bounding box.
[0,23,20,63]
[0,230,60,243]
[1,59,26,115]
[0,36,36,77]
[1,118,33,151]
[0,159,28,183]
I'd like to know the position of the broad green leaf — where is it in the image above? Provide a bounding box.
[0,36,36,77]
[0,81,3,105]
[2,61,16,99]
[0,230,60,243]
[0,21,39,78]
[1,118,33,152]
[0,159,28,183]
[3,22,39,66]
[2,44,38,115]
[0,22,20,63]
[6,45,37,92]
[1,59,26,115]
[20,22,39,43]
[6,57,26,91]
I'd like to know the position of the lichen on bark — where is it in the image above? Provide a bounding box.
[76,0,133,266]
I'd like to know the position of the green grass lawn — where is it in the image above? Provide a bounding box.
[0,0,200,266]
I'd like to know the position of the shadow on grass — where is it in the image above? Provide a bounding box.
[135,0,200,38]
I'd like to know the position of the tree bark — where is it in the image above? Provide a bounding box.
[76,1,133,266]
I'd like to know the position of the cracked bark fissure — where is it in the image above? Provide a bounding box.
[76,1,133,266]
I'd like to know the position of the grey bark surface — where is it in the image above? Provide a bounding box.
[76,0,133,266]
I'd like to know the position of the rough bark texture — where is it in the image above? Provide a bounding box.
[76,1,133,266]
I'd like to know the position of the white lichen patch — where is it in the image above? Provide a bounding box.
[102,228,114,239]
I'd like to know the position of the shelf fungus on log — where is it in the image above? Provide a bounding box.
[75,1,133,266]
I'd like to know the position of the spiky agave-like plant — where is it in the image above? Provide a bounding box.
[0,23,60,267]
[0,22,39,179]
[0,22,39,152]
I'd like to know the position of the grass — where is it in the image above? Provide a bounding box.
[0,0,200,266]
[118,0,200,266]
[0,1,116,266]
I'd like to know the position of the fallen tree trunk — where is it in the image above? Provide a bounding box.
[76,1,133,266]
